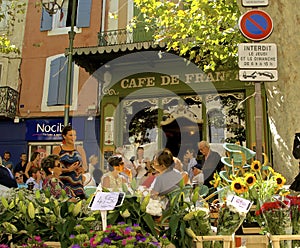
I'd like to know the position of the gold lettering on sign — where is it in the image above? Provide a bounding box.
[160,75,180,85]
[120,77,156,89]
[119,71,236,89]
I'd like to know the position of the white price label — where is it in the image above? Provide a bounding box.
[228,195,253,213]
[89,192,124,211]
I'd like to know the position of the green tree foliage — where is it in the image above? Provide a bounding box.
[0,0,26,53]
[132,0,247,71]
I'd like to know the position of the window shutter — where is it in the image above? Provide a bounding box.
[57,57,68,105]
[40,7,53,31]
[47,57,62,106]
[76,0,92,28]
[48,56,74,106]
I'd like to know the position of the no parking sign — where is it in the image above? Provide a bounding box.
[239,10,273,41]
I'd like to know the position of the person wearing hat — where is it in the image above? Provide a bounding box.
[191,163,204,187]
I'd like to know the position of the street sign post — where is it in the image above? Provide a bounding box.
[238,43,277,69]
[242,0,268,7]
[238,8,275,162]
[239,10,273,41]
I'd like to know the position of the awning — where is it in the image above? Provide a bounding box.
[71,41,166,74]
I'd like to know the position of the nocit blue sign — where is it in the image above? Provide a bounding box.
[26,118,84,141]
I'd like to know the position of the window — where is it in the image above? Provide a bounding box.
[207,109,225,143]
[41,54,79,112]
[206,93,246,145]
[40,0,92,32]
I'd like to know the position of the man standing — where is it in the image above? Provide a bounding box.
[2,151,14,171]
[198,141,223,187]
[14,153,28,175]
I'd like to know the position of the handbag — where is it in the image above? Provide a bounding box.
[292,133,300,159]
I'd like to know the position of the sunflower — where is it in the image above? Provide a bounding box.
[210,172,221,188]
[273,173,286,188]
[231,178,247,194]
[244,173,256,187]
[251,160,261,171]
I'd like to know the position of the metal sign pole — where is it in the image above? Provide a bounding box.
[255,82,263,161]
[238,4,276,162]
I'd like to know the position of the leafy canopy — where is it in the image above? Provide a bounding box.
[132,0,247,71]
[0,0,26,54]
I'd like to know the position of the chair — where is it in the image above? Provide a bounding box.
[219,170,232,183]
[223,143,256,162]
[222,143,256,176]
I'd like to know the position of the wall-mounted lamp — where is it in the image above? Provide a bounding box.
[14,116,20,123]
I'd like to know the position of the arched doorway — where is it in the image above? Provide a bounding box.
[162,117,202,160]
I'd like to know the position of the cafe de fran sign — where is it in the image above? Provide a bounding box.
[104,70,238,94]
[120,71,237,89]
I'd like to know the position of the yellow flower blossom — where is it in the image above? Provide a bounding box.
[274,173,286,188]
[244,173,256,187]
[251,160,261,171]
[231,178,247,194]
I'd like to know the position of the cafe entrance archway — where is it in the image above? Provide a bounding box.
[161,116,202,161]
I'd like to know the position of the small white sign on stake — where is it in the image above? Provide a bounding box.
[89,192,122,211]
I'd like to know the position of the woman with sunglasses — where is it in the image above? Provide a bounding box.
[101,155,128,192]
[14,171,27,189]
[41,154,77,201]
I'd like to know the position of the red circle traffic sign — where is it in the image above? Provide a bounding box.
[239,10,273,41]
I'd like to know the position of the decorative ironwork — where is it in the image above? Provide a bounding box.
[98,27,154,46]
[0,86,18,118]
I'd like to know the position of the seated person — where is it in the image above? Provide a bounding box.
[191,163,204,187]
[0,164,17,188]
[150,149,182,196]
[26,167,43,190]
[141,161,158,188]
[14,171,28,189]
[101,155,128,192]
[41,154,76,201]
[174,157,190,185]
